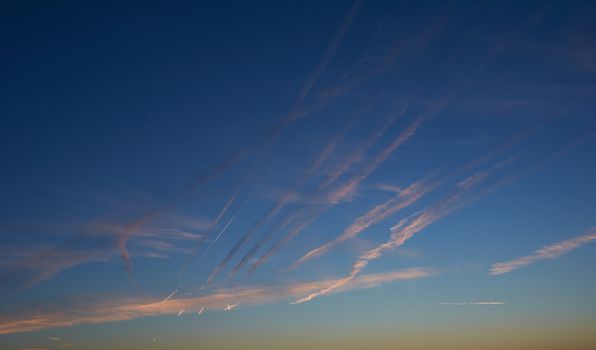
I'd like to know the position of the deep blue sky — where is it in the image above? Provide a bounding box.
[1,1,596,349]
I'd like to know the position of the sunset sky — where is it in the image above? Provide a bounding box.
[1,1,596,349]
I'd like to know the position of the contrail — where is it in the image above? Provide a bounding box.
[248,100,447,275]
[232,105,404,276]
[474,132,596,201]
[283,0,362,124]
[436,301,506,306]
[308,101,373,178]
[203,1,363,283]
[325,103,435,205]
[291,178,435,269]
[318,0,526,206]
[112,0,509,277]
[226,99,383,279]
[226,1,467,277]
[117,207,163,276]
[230,209,302,277]
[224,303,239,311]
[160,288,178,303]
[178,190,239,275]
[293,157,515,304]
[319,26,474,203]
[0,268,433,335]
[116,155,243,276]
[249,208,323,274]
[228,33,533,277]
[204,192,293,286]
[490,228,596,275]
[226,115,362,278]
[294,131,595,304]
[288,13,575,271]
[317,3,452,104]
[245,206,334,276]
[197,193,253,264]
[311,0,533,210]
[220,0,549,283]
[49,336,72,348]
[197,214,237,263]
[265,3,506,273]
[309,134,342,176]
[252,0,362,164]
[319,114,401,190]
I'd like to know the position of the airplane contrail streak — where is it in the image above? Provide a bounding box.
[490,228,596,275]
[230,209,302,277]
[203,1,363,284]
[291,178,435,269]
[205,192,293,285]
[178,191,239,275]
[293,157,516,304]
[294,131,594,304]
[160,289,178,303]
[197,194,253,264]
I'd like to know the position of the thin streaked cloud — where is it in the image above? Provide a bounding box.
[0,268,433,335]
[291,178,434,269]
[490,228,596,275]
[436,301,506,306]
[293,157,516,304]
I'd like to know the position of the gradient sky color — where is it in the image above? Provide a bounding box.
[1,1,596,349]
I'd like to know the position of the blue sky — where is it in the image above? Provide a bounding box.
[1,1,596,349]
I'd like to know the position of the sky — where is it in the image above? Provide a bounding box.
[1,0,596,349]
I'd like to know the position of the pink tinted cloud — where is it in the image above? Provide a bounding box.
[0,268,433,335]
[490,228,596,275]
[292,179,433,269]
[293,159,513,304]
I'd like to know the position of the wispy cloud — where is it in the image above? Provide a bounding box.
[490,228,596,275]
[285,0,362,123]
[319,115,399,191]
[291,178,434,269]
[230,209,303,277]
[48,336,72,348]
[253,0,362,165]
[436,301,505,306]
[239,107,410,276]
[160,289,178,303]
[325,112,426,204]
[0,237,114,289]
[293,129,593,304]
[0,213,211,290]
[197,206,243,264]
[469,301,506,305]
[223,303,239,311]
[371,183,403,193]
[239,0,517,278]
[205,191,294,285]
[213,104,395,280]
[0,268,433,335]
[249,208,323,274]
[116,156,242,276]
[248,95,531,276]
[179,191,239,275]
[293,158,514,304]
[247,109,439,276]
[317,5,452,104]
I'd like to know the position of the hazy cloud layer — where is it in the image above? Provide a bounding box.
[0,268,433,335]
